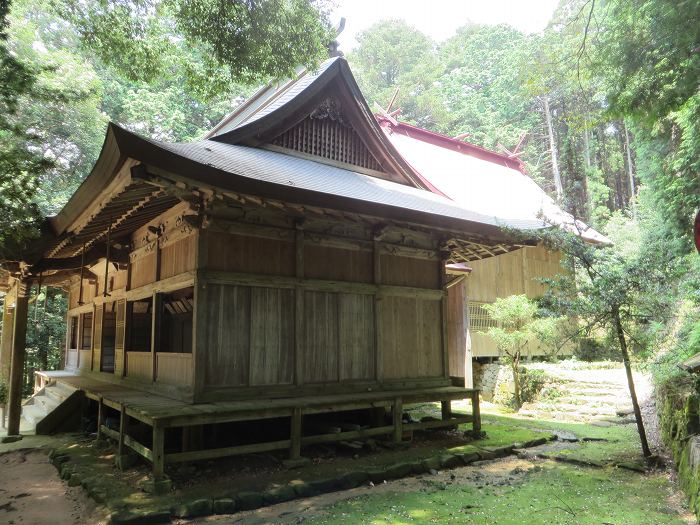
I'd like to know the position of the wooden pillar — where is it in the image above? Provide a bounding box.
[117,403,128,467]
[152,422,165,480]
[373,238,382,382]
[294,225,304,386]
[471,390,481,432]
[6,281,29,436]
[392,396,403,443]
[151,292,162,382]
[290,407,303,459]
[192,228,209,402]
[0,293,15,385]
[441,400,452,420]
[439,251,450,379]
[446,277,473,387]
[96,396,105,439]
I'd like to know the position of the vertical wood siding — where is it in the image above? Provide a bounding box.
[304,245,373,283]
[206,232,295,276]
[380,254,441,289]
[379,296,443,379]
[160,235,196,279]
[93,305,103,372]
[114,299,126,376]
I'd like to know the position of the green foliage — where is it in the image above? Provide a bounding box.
[651,301,700,388]
[575,337,620,362]
[59,0,333,94]
[485,295,539,409]
[0,378,7,405]
[348,19,442,127]
[519,367,548,404]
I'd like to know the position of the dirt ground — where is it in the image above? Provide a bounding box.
[0,449,108,525]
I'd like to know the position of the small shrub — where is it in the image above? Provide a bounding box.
[575,337,620,362]
[519,368,548,404]
[0,380,7,405]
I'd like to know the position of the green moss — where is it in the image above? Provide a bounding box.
[303,463,687,525]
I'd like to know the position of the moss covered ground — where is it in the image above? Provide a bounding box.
[302,462,686,525]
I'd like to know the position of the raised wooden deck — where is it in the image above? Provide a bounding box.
[39,371,481,485]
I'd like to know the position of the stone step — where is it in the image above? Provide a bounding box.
[33,393,60,413]
[44,384,74,403]
[21,404,48,425]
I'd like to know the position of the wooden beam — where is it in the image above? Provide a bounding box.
[471,390,481,432]
[151,292,162,382]
[373,239,382,382]
[96,396,105,440]
[392,396,403,443]
[118,403,127,465]
[0,292,15,385]
[152,422,165,479]
[6,281,28,436]
[166,439,291,464]
[290,407,303,459]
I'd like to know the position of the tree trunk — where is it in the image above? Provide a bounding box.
[612,307,651,457]
[542,96,563,201]
[622,121,637,216]
[511,357,522,410]
[583,117,592,169]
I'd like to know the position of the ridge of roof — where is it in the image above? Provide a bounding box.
[204,57,442,193]
[377,117,526,172]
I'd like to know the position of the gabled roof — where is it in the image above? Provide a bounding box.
[378,118,610,245]
[204,57,441,192]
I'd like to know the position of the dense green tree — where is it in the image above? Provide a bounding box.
[59,0,333,96]
[347,20,442,127]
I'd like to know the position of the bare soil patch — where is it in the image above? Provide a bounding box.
[0,449,108,525]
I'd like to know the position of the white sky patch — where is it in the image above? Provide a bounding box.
[332,0,559,50]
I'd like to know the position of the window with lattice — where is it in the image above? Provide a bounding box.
[468,301,500,332]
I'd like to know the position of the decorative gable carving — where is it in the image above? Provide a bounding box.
[270,97,384,172]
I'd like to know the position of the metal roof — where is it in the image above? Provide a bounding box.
[154,137,548,232]
[210,58,339,137]
[381,120,610,245]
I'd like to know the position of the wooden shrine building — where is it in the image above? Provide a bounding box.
[377,117,609,363]
[0,57,546,488]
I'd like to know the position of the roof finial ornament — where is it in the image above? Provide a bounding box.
[328,17,346,57]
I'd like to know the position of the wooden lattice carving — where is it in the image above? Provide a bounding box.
[271,97,383,171]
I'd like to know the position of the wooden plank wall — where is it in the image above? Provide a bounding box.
[126,352,152,381]
[199,228,445,398]
[379,296,442,379]
[468,245,564,303]
[467,245,572,358]
[207,232,295,276]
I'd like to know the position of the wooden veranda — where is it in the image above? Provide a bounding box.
[38,371,480,481]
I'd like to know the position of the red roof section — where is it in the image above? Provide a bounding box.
[376,116,526,173]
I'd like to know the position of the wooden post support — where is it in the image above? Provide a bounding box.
[290,407,303,459]
[6,281,29,436]
[441,400,452,420]
[118,404,127,461]
[471,390,481,432]
[0,295,15,386]
[392,397,403,443]
[151,292,162,382]
[152,422,165,480]
[294,225,304,386]
[96,396,105,440]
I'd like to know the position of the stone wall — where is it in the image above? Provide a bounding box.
[657,378,700,519]
[473,362,514,402]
